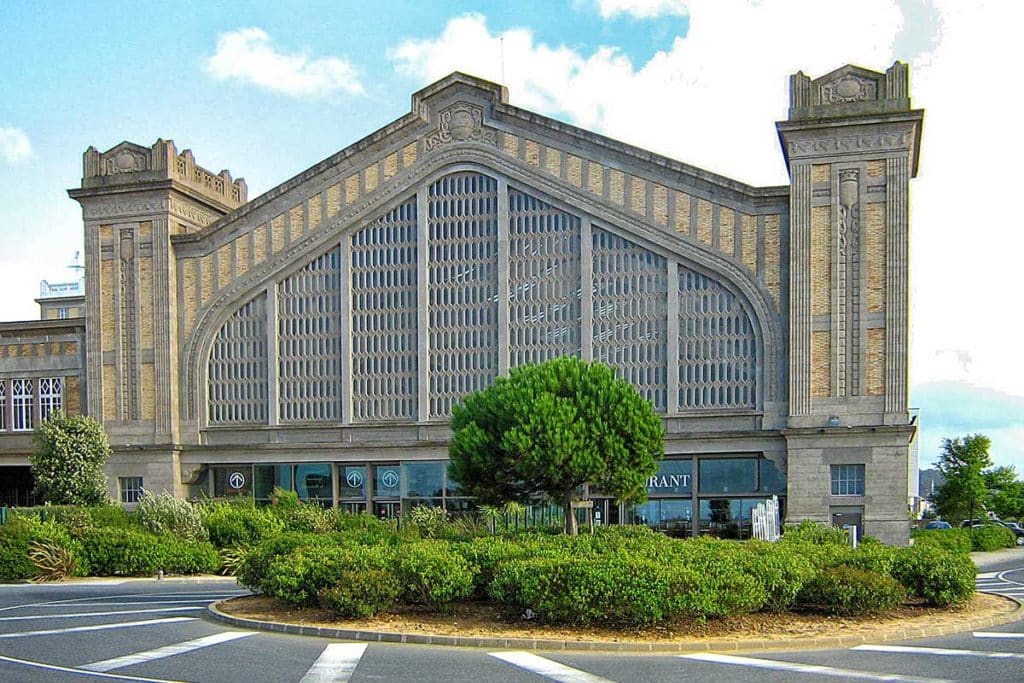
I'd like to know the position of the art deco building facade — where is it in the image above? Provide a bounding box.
[0,63,922,543]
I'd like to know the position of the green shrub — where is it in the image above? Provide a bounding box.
[970,525,1016,552]
[737,541,815,612]
[82,528,162,576]
[798,565,906,616]
[1,516,85,582]
[28,539,80,581]
[911,528,972,555]
[892,544,976,606]
[155,536,220,574]
[137,491,207,542]
[319,569,401,618]
[407,505,449,539]
[842,543,899,577]
[274,502,335,534]
[782,521,850,546]
[201,501,283,549]
[218,545,250,576]
[263,543,393,606]
[235,532,326,592]
[459,536,535,595]
[394,540,476,608]
[87,505,139,529]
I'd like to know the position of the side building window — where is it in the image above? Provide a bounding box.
[0,380,6,431]
[119,477,144,504]
[39,377,63,422]
[830,464,865,496]
[12,379,33,431]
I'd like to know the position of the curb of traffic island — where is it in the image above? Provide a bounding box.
[207,594,1024,654]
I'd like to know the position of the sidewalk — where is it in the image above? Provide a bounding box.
[971,546,1024,569]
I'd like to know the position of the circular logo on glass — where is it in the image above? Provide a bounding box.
[346,470,364,489]
[228,472,246,490]
[381,470,399,489]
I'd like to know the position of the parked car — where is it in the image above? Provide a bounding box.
[924,520,952,530]
[994,520,1024,545]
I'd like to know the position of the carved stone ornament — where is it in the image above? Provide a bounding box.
[105,150,147,175]
[788,132,911,158]
[84,199,168,219]
[425,103,495,151]
[819,74,878,104]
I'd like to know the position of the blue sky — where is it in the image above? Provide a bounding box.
[1,1,1020,473]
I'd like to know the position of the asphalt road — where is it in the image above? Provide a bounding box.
[0,555,1021,683]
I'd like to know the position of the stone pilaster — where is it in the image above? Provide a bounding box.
[788,163,813,416]
[885,155,909,419]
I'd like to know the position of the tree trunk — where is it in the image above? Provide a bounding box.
[563,493,578,536]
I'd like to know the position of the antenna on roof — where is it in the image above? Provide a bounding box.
[500,35,505,83]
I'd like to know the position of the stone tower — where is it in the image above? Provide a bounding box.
[777,63,923,543]
[68,141,246,494]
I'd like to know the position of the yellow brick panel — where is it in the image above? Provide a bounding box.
[308,195,322,231]
[811,206,832,316]
[566,155,582,187]
[364,164,379,192]
[217,244,232,290]
[402,142,418,168]
[652,185,668,226]
[867,328,886,396]
[811,164,830,183]
[64,341,77,356]
[345,174,359,204]
[289,205,303,243]
[812,330,832,398]
[741,214,758,273]
[544,147,562,177]
[696,199,713,245]
[139,256,153,349]
[65,376,81,415]
[101,260,115,351]
[140,363,156,420]
[867,160,886,178]
[587,161,603,196]
[139,221,152,239]
[271,216,286,254]
[102,365,117,421]
[719,210,735,256]
[524,140,540,167]
[630,176,646,216]
[764,215,781,308]
[867,203,886,313]
[99,225,113,241]
[326,185,341,218]
[383,153,398,182]
[200,253,214,307]
[182,259,197,335]
[674,191,691,235]
[49,342,61,356]
[609,170,625,205]
[502,133,519,156]
[253,225,268,265]
[235,235,250,276]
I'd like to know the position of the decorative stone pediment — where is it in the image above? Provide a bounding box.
[788,62,910,120]
[424,102,496,150]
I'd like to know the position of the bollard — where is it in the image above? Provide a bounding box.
[157,569,164,581]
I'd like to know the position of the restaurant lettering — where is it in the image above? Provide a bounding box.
[646,473,691,490]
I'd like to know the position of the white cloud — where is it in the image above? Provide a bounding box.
[0,127,32,164]
[595,0,688,19]
[390,2,902,185]
[205,27,364,99]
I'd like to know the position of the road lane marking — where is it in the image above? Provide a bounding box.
[973,632,1024,639]
[854,644,1024,659]
[83,631,256,672]
[299,643,368,683]
[489,651,614,683]
[680,653,951,682]
[0,606,203,622]
[41,599,228,607]
[0,616,196,638]
[0,591,246,613]
[976,572,998,579]
[0,653,186,682]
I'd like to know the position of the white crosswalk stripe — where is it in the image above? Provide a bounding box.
[973,631,1024,639]
[489,651,614,683]
[855,644,1024,660]
[82,630,256,672]
[299,643,368,683]
[681,653,952,682]
[0,616,196,639]
[0,606,203,622]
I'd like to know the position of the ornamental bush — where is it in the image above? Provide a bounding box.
[911,528,972,555]
[970,525,1016,552]
[799,565,906,616]
[137,491,208,542]
[263,543,394,606]
[319,570,402,618]
[891,544,976,606]
[201,500,283,549]
[155,536,220,575]
[235,532,329,593]
[81,528,162,576]
[30,413,111,506]
[1,515,84,581]
[736,541,815,612]
[781,520,850,546]
[394,540,476,608]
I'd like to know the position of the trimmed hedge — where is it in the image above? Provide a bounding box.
[799,565,906,616]
[394,541,476,608]
[892,544,976,606]
[201,501,284,549]
[911,528,972,555]
[320,570,402,618]
[263,543,394,606]
[970,525,1016,552]
[80,527,220,576]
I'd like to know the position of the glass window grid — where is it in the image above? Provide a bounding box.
[12,378,33,431]
[830,464,865,496]
[39,377,63,422]
[119,476,144,504]
[0,380,6,431]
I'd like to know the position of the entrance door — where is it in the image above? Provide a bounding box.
[831,506,864,542]
[374,501,401,520]
[589,498,620,526]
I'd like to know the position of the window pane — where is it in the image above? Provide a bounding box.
[375,465,401,499]
[645,458,693,495]
[213,466,253,498]
[698,458,757,493]
[830,464,864,496]
[759,457,787,494]
[295,464,331,502]
[254,465,292,500]
[338,465,366,499]
[699,498,744,539]
[402,461,445,498]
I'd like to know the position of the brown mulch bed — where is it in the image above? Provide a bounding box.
[218,593,1015,645]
